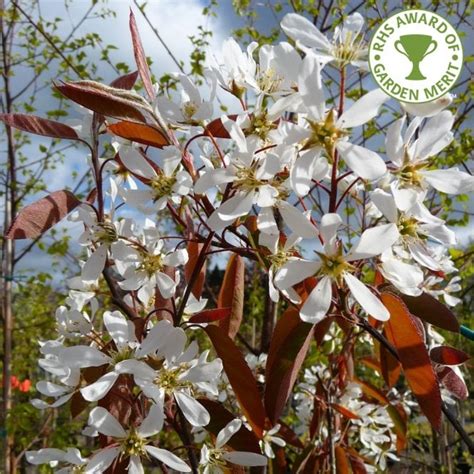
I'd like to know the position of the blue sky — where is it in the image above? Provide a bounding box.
[2,0,472,280]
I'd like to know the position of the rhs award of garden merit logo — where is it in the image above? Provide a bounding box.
[369,9,463,103]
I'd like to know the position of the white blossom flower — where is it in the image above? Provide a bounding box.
[196,117,317,238]
[157,73,216,125]
[276,213,399,323]
[121,324,222,427]
[371,188,455,272]
[401,92,453,118]
[209,38,258,97]
[112,224,188,305]
[281,12,368,69]
[31,340,80,410]
[385,112,474,211]
[70,192,134,285]
[199,419,267,473]
[55,305,92,336]
[85,405,191,473]
[260,425,286,458]
[121,146,192,213]
[26,448,87,473]
[292,54,388,186]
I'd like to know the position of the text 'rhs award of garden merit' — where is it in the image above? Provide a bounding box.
[369,9,463,103]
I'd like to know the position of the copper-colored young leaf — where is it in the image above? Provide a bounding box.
[204,325,266,438]
[437,367,468,400]
[348,450,369,474]
[277,422,304,449]
[188,308,231,324]
[335,446,351,474]
[184,241,206,298]
[379,342,401,388]
[107,121,168,148]
[381,292,442,431]
[355,378,390,405]
[0,113,80,140]
[6,190,81,239]
[217,254,245,339]
[197,399,260,453]
[314,315,333,346]
[265,307,314,424]
[399,292,460,333]
[110,70,139,90]
[386,403,407,448]
[55,81,148,123]
[204,115,238,138]
[332,403,360,420]
[430,346,470,366]
[129,10,154,101]
[85,188,98,205]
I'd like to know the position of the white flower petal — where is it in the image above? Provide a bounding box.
[281,13,331,51]
[87,407,126,438]
[155,271,177,299]
[163,249,189,267]
[320,213,342,245]
[221,115,247,153]
[255,185,278,207]
[80,371,119,402]
[391,182,421,212]
[36,381,69,397]
[145,446,191,472]
[290,148,323,196]
[60,346,110,368]
[408,241,441,271]
[216,192,254,221]
[298,53,325,120]
[26,449,66,465]
[128,455,144,474]
[278,201,318,239]
[174,391,210,427]
[136,320,174,358]
[81,244,107,284]
[115,359,156,379]
[194,169,234,194]
[415,111,454,160]
[370,189,398,223]
[299,275,332,324]
[402,93,453,117]
[120,147,156,180]
[385,117,405,166]
[422,168,474,195]
[103,310,129,350]
[346,223,399,261]
[138,404,164,437]
[274,259,320,291]
[381,258,423,295]
[343,273,389,321]
[336,141,386,180]
[160,327,187,363]
[222,451,268,467]
[85,447,120,474]
[337,89,388,129]
[216,419,242,449]
[257,207,278,235]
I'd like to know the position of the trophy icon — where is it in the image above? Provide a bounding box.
[394,34,437,80]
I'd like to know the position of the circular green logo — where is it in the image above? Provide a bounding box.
[369,9,463,103]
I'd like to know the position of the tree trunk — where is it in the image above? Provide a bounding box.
[1,2,17,470]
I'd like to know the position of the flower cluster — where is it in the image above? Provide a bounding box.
[9,9,471,473]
